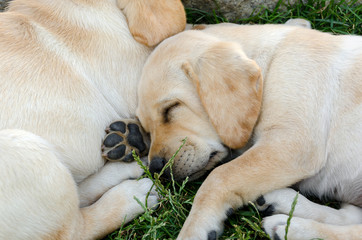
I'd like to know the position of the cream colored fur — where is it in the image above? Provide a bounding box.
[136,23,362,239]
[0,0,185,239]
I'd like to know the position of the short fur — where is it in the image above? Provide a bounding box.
[0,0,185,239]
[137,23,362,239]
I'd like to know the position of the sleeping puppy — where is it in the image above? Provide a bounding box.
[136,23,362,239]
[0,0,185,239]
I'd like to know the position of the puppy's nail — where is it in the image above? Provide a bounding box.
[207,230,217,240]
[226,208,234,217]
[273,234,282,240]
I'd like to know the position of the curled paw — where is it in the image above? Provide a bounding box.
[102,119,149,162]
[262,214,289,240]
[256,188,301,218]
[256,195,276,217]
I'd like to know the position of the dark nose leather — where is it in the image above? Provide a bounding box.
[149,156,166,176]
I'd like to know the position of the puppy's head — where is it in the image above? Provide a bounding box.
[137,30,263,180]
[118,0,186,47]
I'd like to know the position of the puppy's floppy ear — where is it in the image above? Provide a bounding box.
[118,0,186,47]
[182,41,263,149]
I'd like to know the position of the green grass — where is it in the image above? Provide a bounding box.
[104,1,361,239]
[186,0,361,35]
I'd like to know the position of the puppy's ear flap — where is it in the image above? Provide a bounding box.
[118,0,186,47]
[182,42,263,149]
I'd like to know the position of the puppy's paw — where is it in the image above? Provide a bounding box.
[177,222,223,240]
[263,214,322,240]
[262,214,288,240]
[102,119,149,162]
[256,188,299,217]
[107,178,159,223]
[177,207,233,240]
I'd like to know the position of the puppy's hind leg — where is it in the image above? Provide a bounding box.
[0,129,157,240]
[78,159,146,207]
[0,129,82,240]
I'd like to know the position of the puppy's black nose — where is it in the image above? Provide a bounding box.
[149,156,166,175]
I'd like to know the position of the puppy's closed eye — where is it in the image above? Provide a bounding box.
[163,102,180,123]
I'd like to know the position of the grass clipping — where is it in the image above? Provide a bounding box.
[108,138,193,240]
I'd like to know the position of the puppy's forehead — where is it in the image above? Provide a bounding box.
[137,58,188,128]
[137,30,216,124]
[139,44,195,99]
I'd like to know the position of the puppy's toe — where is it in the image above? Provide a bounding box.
[106,145,127,160]
[102,131,127,161]
[262,214,288,240]
[256,188,300,218]
[108,121,126,133]
[126,122,148,156]
[207,230,217,240]
[103,132,124,148]
[256,195,275,217]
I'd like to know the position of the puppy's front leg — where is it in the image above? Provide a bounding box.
[78,159,146,207]
[177,141,319,240]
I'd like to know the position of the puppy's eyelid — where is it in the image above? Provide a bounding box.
[162,102,180,123]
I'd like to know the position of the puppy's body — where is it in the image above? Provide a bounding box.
[137,23,362,239]
[205,24,362,205]
[0,0,149,181]
[0,0,185,239]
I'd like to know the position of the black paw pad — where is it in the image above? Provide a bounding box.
[207,230,217,240]
[108,121,126,133]
[106,145,126,160]
[102,119,149,162]
[103,133,123,148]
[127,123,147,153]
[259,204,275,217]
[256,195,275,217]
[256,196,266,206]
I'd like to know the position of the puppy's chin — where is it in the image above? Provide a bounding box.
[184,150,230,181]
[188,170,207,181]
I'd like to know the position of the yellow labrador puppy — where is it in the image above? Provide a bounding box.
[136,23,362,239]
[0,0,185,239]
